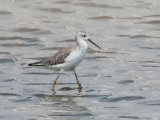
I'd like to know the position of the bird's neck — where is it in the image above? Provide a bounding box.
[75,37,88,50]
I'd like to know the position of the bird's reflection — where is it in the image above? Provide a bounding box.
[52,86,83,96]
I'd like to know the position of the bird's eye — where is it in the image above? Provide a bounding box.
[83,34,87,37]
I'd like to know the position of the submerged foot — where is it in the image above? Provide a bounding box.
[78,83,83,92]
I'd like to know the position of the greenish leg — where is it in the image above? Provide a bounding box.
[52,73,60,89]
[74,72,83,89]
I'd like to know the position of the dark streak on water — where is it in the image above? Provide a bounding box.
[0,36,40,42]
[23,72,53,75]
[2,79,16,82]
[118,116,141,119]
[12,27,41,33]
[36,7,73,13]
[48,112,93,117]
[118,80,135,84]
[88,16,114,20]
[33,93,111,99]
[0,52,10,54]
[139,47,160,50]
[75,2,123,9]
[0,58,14,63]
[0,93,21,97]
[0,43,42,47]
[99,96,145,102]
[0,10,12,15]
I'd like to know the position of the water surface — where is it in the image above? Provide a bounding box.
[0,0,160,120]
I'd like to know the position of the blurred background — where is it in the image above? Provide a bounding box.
[0,0,160,120]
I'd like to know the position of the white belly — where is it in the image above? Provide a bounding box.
[52,47,87,71]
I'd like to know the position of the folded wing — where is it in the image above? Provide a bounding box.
[28,47,72,66]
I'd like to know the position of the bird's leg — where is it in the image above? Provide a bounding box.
[52,73,60,89]
[74,72,83,89]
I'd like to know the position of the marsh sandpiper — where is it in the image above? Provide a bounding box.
[28,31,101,90]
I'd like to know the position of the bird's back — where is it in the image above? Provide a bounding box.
[28,47,75,67]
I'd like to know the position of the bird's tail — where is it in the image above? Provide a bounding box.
[28,61,44,66]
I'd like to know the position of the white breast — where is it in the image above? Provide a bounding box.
[65,47,87,68]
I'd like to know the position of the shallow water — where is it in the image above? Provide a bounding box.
[0,0,160,120]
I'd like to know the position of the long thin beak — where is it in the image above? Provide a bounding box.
[88,39,101,49]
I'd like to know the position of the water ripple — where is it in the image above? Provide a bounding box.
[88,16,114,20]
[130,35,160,39]
[142,101,160,106]
[99,96,145,102]
[23,72,53,75]
[0,36,40,42]
[12,27,41,33]
[0,10,12,15]
[0,58,14,63]
[48,112,93,117]
[0,52,10,55]
[118,116,141,119]
[2,79,16,82]
[139,47,160,50]
[75,2,123,9]
[140,20,160,25]
[0,93,21,97]
[55,0,71,4]
[34,93,110,99]
[118,80,135,84]
[11,97,32,103]
[36,7,73,13]
[0,43,42,47]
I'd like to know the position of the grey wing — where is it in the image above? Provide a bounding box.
[28,47,72,66]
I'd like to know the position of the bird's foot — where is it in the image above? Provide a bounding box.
[78,83,83,93]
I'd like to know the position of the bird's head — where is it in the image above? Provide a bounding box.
[76,31,101,49]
